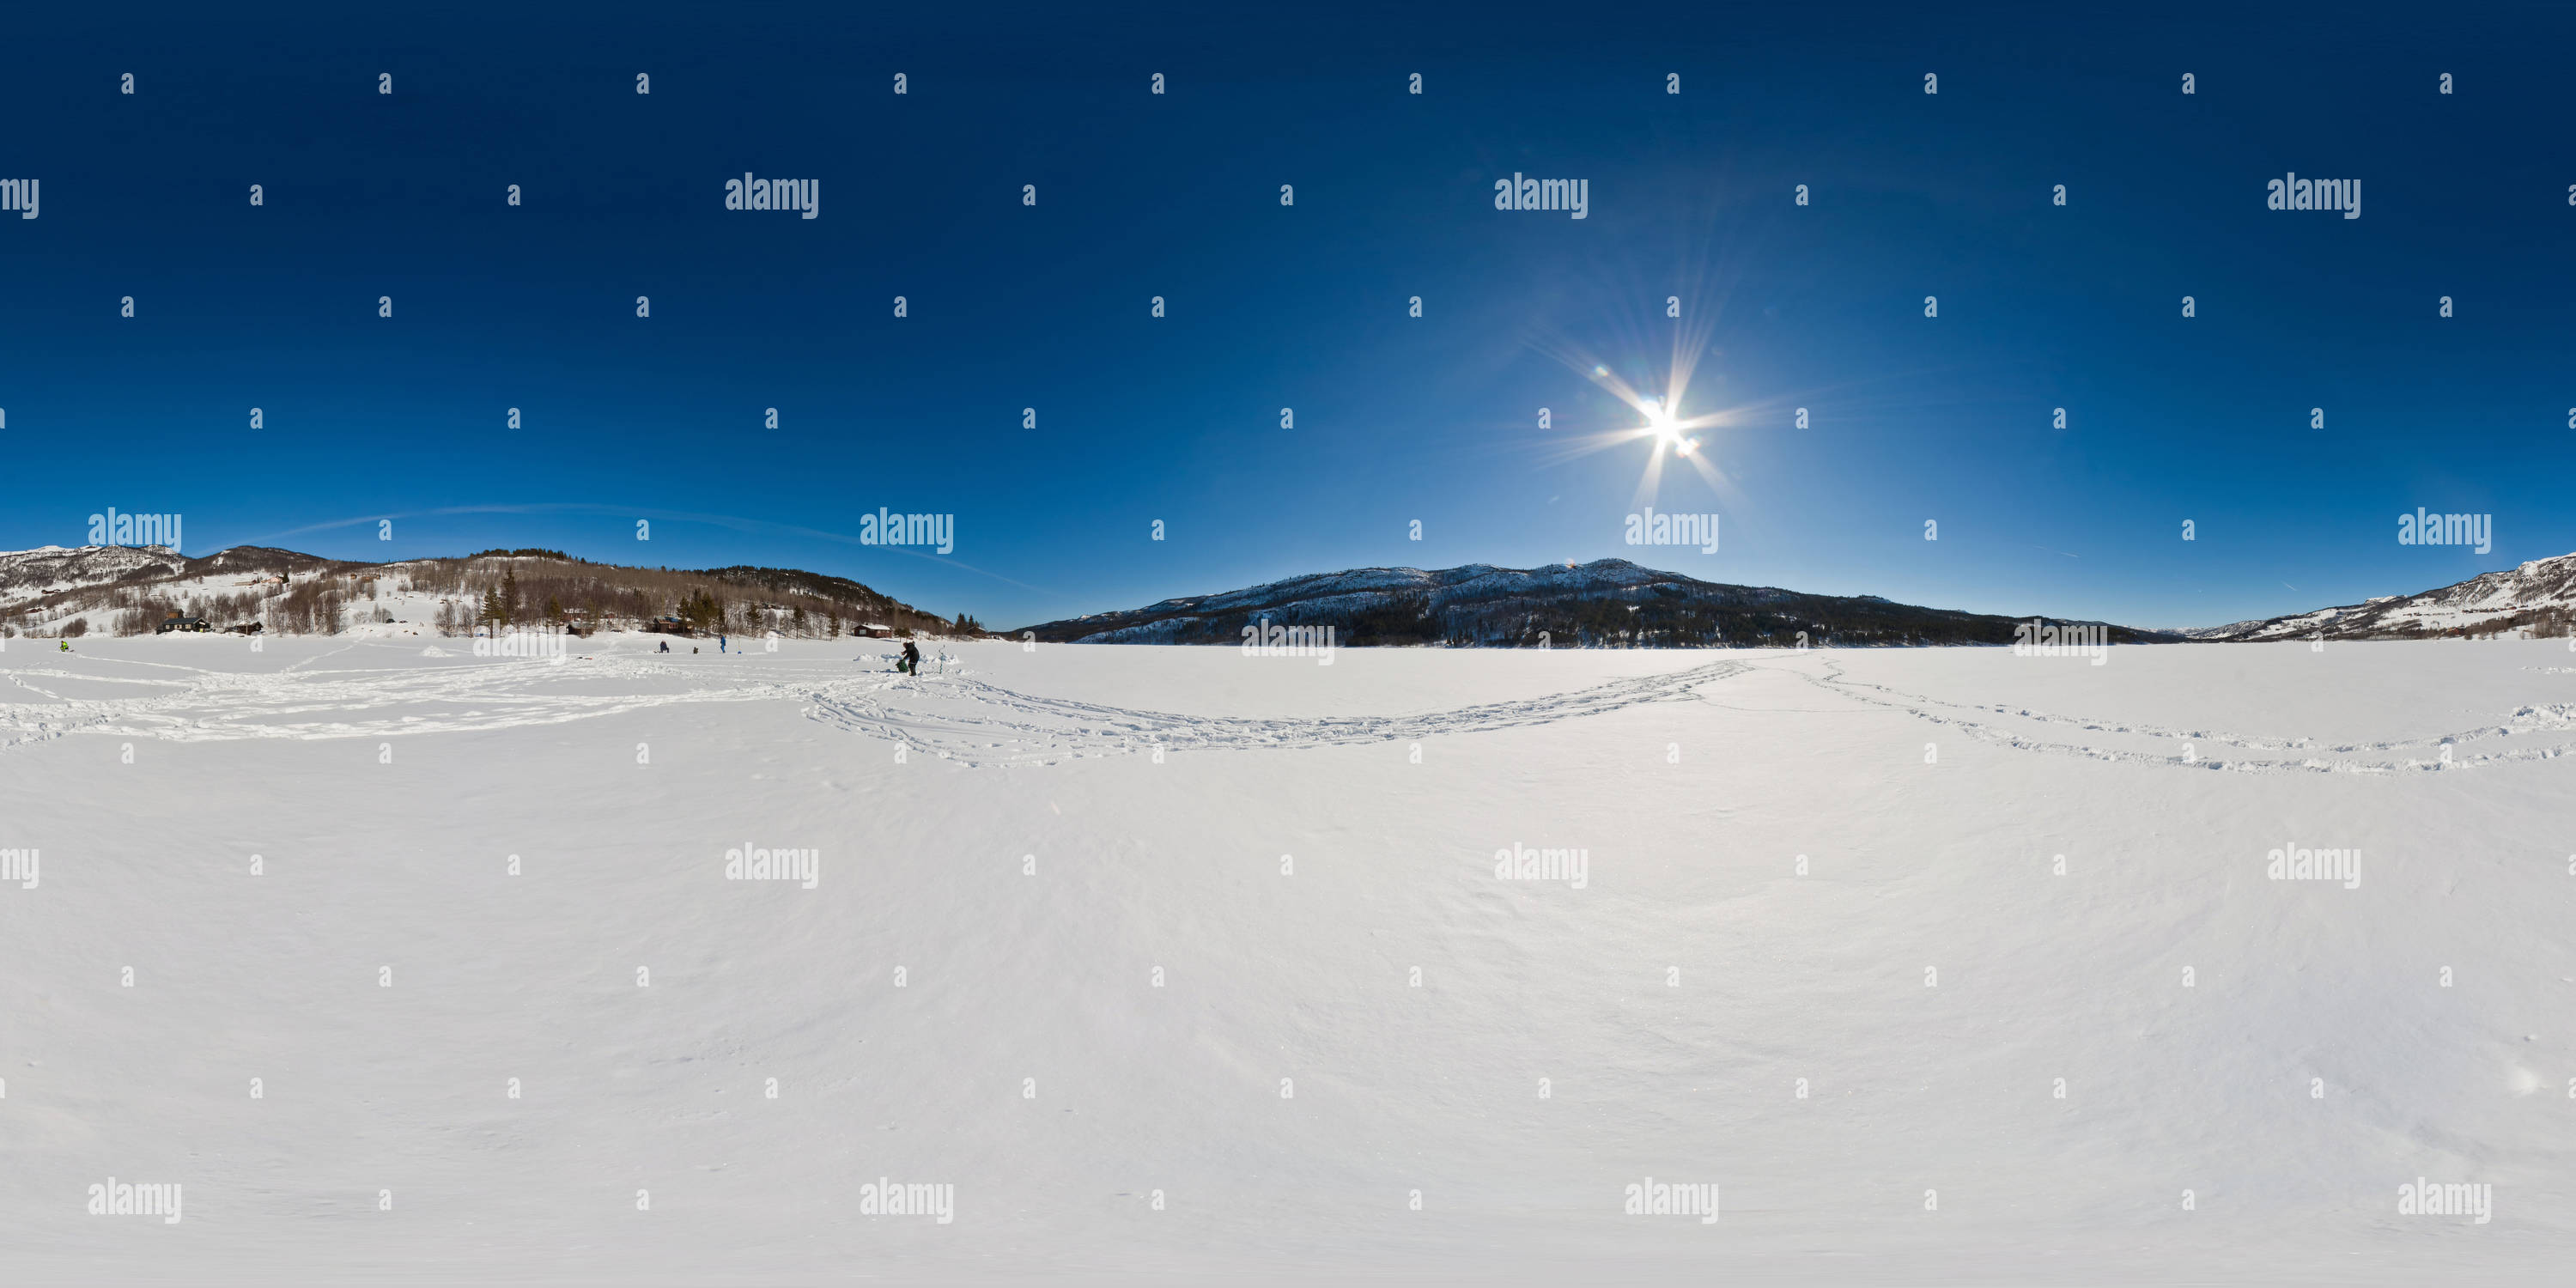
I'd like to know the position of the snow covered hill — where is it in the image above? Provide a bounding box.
[2204,553,2576,641]
[1019,557,2177,648]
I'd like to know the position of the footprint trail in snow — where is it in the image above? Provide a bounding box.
[8,646,2573,775]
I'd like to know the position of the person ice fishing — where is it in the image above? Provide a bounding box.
[719,634,727,653]
[657,640,669,653]
[899,639,921,676]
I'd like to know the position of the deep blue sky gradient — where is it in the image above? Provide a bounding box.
[3,2,2570,629]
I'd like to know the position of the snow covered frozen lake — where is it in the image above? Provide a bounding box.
[3,635,2572,1282]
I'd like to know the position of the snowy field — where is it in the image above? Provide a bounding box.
[3,634,2573,1284]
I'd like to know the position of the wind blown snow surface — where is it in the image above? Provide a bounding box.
[3,635,2573,1284]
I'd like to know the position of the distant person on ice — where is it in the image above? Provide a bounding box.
[899,640,921,675]
[719,635,727,653]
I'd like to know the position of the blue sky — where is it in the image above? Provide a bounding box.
[3,2,2569,630]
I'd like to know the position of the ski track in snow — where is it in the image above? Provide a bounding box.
[6,649,2573,775]
[0,650,1749,764]
[1804,658,2576,775]
[804,659,1750,765]
[0,653,784,750]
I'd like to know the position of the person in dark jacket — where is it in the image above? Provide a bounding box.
[899,640,922,675]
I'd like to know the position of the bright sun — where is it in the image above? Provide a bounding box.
[1638,398,1695,455]
[1563,355,1729,501]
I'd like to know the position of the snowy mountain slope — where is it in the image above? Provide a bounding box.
[2174,619,2271,640]
[0,546,342,617]
[1019,557,2178,648]
[2205,553,2576,641]
[0,544,191,600]
[0,544,347,604]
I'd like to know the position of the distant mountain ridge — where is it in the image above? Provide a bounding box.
[1017,558,2178,648]
[0,544,957,639]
